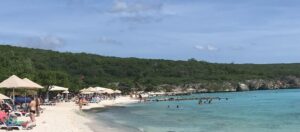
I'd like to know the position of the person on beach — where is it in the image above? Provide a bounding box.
[138,94,142,103]
[113,94,116,100]
[0,99,11,114]
[78,97,83,110]
[36,96,41,117]
[29,96,37,123]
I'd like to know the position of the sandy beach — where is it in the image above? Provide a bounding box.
[15,96,137,132]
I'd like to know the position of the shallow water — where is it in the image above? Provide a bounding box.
[89,89,300,132]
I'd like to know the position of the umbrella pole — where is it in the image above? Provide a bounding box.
[46,91,49,102]
[13,88,15,110]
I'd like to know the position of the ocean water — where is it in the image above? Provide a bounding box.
[88,89,300,132]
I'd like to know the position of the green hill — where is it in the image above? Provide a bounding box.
[0,45,300,93]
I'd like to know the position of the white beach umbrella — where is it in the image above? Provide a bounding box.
[81,91,93,94]
[47,85,69,102]
[114,90,122,94]
[104,89,115,94]
[62,90,69,94]
[86,87,97,92]
[186,88,196,93]
[93,86,108,94]
[49,85,68,91]
[80,88,92,94]
[93,86,107,91]
[80,88,88,92]
[0,93,10,100]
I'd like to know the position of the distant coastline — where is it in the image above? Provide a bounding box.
[2,45,300,94]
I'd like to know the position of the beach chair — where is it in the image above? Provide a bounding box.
[0,121,23,130]
[10,111,30,117]
[1,112,35,130]
[0,115,23,130]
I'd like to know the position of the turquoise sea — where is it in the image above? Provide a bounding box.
[87,89,300,132]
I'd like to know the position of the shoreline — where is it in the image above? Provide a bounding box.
[81,96,140,132]
[15,96,138,132]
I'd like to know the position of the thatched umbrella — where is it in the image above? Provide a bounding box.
[23,78,43,89]
[0,75,43,104]
[0,93,10,100]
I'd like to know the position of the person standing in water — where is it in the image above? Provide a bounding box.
[198,99,203,105]
[138,94,143,103]
[208,99,212,104]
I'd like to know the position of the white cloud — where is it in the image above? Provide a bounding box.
[194,45,218,51]
[207,45,218,51]
[98,36,122,45]
[109,0,170,24]
[22,35,65,50]
[111,0,162,14]
[111,0,128,13]
[194,45,204,50]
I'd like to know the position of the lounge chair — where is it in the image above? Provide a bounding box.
[0,115,24,130]
[1,111,36,130]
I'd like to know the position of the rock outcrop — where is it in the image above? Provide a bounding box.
[154,76,300,93]
[237,83,249,91]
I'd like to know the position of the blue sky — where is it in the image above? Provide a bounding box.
[1,0,300,63]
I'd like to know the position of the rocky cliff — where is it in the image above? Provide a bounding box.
[155,76,300,93]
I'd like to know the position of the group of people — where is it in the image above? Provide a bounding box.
[76,93,119,110]
[0,95,42,130]
[0,96,42,122]
[28,96,42,123]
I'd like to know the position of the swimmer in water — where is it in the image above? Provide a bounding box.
[198,99,203,105]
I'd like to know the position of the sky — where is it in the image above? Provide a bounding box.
[1,0,300,64]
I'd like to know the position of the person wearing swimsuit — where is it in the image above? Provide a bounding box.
[29,96,37,123]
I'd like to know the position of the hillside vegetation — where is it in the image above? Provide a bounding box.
[0,45,300,93]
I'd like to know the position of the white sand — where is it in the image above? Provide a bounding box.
[14,96,138,132]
